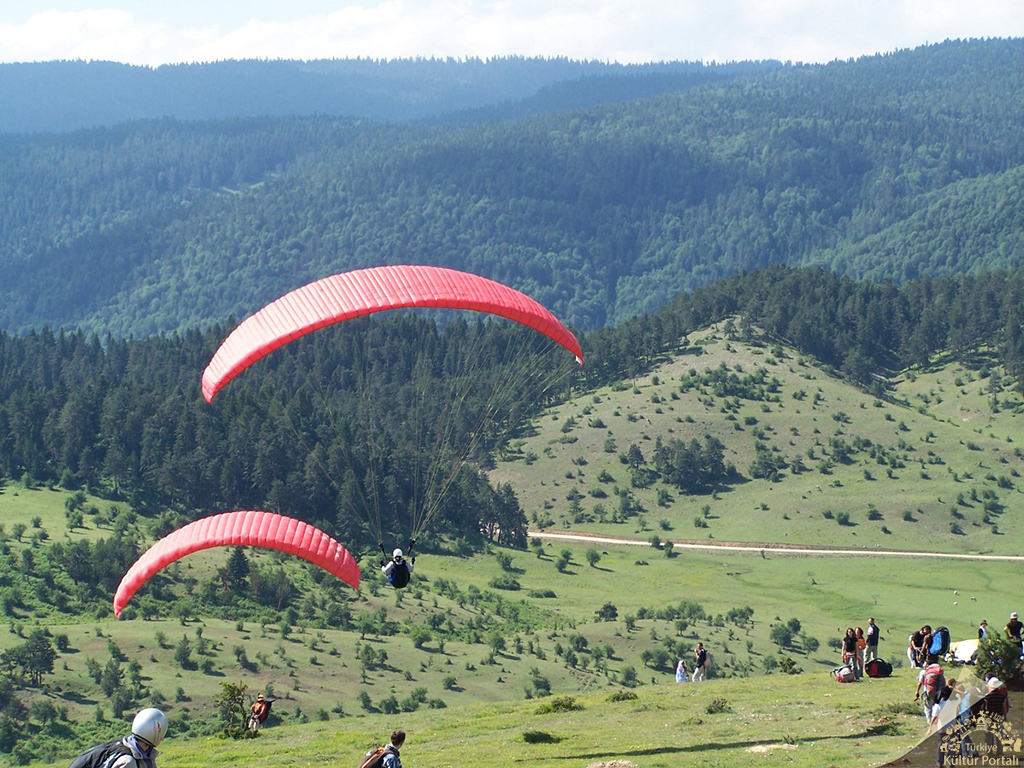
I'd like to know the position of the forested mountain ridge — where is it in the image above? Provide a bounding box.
[0,57,769,134]
[1,39,1023,337]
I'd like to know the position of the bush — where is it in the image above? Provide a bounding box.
[706,697,732,714]
[522,730,561,743]
[488,574,521,590]
[975,635,1023,687]
[608,690,638,702]
[535,696,583,714]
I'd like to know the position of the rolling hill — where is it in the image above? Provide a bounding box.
[2,327,1022,765]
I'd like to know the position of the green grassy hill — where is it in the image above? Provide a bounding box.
[5,327,1024,766]
[490,325,1024,554]
[153,671,960,768]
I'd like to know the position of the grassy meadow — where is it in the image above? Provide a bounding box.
[154,670,952,768]
[4,326,1024,766]
[490,327,1024,554]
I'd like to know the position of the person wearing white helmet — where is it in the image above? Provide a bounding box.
[70,707,167,768]
[380,545,414,589]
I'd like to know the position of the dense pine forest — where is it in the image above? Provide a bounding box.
[1,40,1024,337]
[3,264,1024,606]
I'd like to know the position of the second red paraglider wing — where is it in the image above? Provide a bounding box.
[201,265,584,402]
[113,511,360,617]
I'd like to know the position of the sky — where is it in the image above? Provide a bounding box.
[0,0,1022,67]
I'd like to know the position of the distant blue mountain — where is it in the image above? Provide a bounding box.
[0,57,779,134]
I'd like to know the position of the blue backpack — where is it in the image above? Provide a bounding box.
[930,626,950,657]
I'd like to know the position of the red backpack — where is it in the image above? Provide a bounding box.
[921,663,945,694]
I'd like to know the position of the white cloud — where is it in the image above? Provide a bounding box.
[0,1,1021,66]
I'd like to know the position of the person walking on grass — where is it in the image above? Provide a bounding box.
[675,658,688,683]
[692,643,708,682]
[1006,612,1023,653]
[855,627,867,679]
[865,617,880,663]
[359,729,406,768]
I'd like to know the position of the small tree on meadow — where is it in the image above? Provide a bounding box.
[216,681,254,739]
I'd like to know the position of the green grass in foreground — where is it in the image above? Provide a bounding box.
[149,670,940,768]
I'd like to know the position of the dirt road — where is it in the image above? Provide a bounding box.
[528,530,1024,562]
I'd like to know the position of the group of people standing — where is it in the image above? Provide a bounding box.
[840,618,880,679]
[675,642,712,683]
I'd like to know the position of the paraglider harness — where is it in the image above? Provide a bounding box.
[380,540,415,589]
[69,739,134,768]
[248,695,272,731]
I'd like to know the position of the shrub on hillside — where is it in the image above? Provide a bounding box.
[976,635,1023,687]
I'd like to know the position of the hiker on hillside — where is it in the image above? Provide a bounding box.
[841,628,858,674]
[70,708,167,768]
[864,618,880,662]
[675,658,688,683]
[380,548,414,589]
[914,661,945,721]
[910,625,933,666]
[249,692,271,732]
[927,677,961,731]
[855,627,867,679]
[692,643,708,682]
[359,729,406,768]
[980,677,1009,718]
[1006,612,1023,652]
[978,619,988,642]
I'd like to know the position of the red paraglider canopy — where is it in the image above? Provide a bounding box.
[113,511,359,617]
[201,265,583,402]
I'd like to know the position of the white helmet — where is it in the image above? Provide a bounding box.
[393,548,404,560]
[132,707,168,747]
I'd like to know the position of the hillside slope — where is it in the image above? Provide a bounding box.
[490,325,1024,555]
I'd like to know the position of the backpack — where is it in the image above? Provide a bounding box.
[921,663,945,695]
[865,658,893,678]
[387,562,410,589]
[254,699,272,722]
[703,652,713,670]
[357,745,388,768]
[833,665,856,683]
[930,626,950,657]
[69,739,132,768]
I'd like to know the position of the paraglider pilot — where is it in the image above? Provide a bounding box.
[381,543,414,588]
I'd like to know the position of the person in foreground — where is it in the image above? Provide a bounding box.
[359,729,406,768]
[70,707,167,768]
[381,730,405,768]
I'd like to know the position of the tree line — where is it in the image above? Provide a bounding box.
[2,264,1024,568]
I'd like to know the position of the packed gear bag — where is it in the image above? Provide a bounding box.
[921,663,945,694]
[833,665,856,683]
[929,626,951,657]
[865,658,893,678]
[357,745,388,768]
[69,739,132,768]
